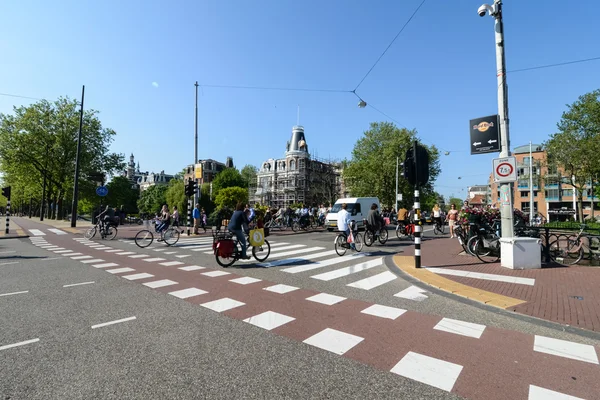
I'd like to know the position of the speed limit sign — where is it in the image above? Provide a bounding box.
[492,157,517,183]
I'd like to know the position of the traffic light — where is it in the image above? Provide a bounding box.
[185,179,198,197]
[403,143,430,187]
[1,186,10,199]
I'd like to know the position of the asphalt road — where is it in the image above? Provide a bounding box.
[2,218,599,399]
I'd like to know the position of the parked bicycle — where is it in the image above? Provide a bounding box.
[334,221,363,256]
[265,216,288,231]
[84,219,118,240]
[363,220,388,246]
[550,224,600,265]
[212,227,271,267]
[134,220,180,248]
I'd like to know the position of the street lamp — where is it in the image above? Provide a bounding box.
[478,0,515,240]
[70,85,85,228]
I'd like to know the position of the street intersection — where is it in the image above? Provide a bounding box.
[1,217,599,399]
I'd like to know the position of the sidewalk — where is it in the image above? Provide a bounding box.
[0,218,28,239]
[392,235,600,333]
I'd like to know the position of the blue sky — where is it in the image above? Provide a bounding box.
[1,0,599,200]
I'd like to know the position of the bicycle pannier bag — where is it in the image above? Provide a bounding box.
[249,228,265,247]
[217,239,235,258]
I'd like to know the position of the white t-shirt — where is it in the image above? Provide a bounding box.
[337,209,350,231]
[433,209,441,218]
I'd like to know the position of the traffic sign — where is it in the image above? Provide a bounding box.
[470,115,500,155]
[492,156,517,183]
[96,186,109,197]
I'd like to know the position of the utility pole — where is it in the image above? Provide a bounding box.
[529,141,534,223]
[70,85,85,228]
[395,156,399,212]
[40,142,49,221]
[194,81,199,208]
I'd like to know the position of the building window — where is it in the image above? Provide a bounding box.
[520,191,528,197]
[533,191,538,197]
[290,160,296,170]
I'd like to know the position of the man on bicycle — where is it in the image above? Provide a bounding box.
[366,203,384,233]
[337,203,355,249]
[228,202,251,260]
[97,205,116,236]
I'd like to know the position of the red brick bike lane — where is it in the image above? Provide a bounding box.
[19,228,600,400]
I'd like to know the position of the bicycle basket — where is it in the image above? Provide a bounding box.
[216,239,235,258]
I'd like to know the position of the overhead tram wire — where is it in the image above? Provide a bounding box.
[198,84,353,94]
[0,92,43,101]
[353,0,427,92]
[507,56,600,74]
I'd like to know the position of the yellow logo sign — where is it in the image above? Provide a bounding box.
[473,121,494,132]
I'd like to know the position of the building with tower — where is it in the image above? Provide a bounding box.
[125,154,175,191]
[249,125,343,208]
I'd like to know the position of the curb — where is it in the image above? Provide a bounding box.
[391,254,525,310]
[0,220,29,239]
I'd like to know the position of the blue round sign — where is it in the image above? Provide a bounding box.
[96,186,108,197]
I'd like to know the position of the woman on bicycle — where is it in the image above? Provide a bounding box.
[366,203,384,232]
[156,205,171,240]
[432,204,442,228]
[228,202,251,260]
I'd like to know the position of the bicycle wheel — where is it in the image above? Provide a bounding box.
[364,230,374,247]
[252,239,271,262]
[215,241,238,268]
[466,235,479,256]
[164,228,180,246]
[334,234,347,256]
[354,232,364,252]
[106,226,118,240]
[549,239,583,265]
[135,230,154,248]
[378,228,388,244]
[434,224,441,235]
[84,226,97,240]
[396,225,407,240]
[475,237,500,263]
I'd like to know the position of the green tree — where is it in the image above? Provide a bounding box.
[343,122,441,209]
[240,164,258,188]
[447,197,463,211]
[0,97,124,219]
[105,176,139,214]
[214,186,248,210]
[544,89,600,221]
[211,168,245,196]
[137,185,167,215]
[199,182,215,215]
[165,178,187,218]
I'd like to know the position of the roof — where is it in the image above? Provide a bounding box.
[514,144,544,154]
[469,194,487,205]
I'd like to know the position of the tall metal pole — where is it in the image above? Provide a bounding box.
[194,82,199,207]
[70,85,85,228]
[493,0,515,238]
[413,141,422,269]
[395,156,399,212]
[40,144,49,221]
[529,141,534,223]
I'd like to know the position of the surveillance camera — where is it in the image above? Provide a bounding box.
[478,4,493,17]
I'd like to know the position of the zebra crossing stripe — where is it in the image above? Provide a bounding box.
[282,253,367,274]
[347,271,397,290]
[257,250,337,268]
[311,258,383,281]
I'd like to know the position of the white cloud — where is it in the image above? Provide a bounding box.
[152,82,159,88]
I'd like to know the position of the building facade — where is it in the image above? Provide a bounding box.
[488,144,598,221]
[249,125,342,208]
[125,154,175,191]
[467,185,491,205]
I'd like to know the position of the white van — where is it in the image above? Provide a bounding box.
[325,197,381,231]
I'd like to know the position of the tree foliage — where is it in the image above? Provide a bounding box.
[0,97,124,219]
[105,176,139,214]
[211,168,245,197]
[343,122,441,209]
[165,178,187,218]
[214,186,248,210]
[137,185,167,215]
[240,164,258,188]
[544,89,600,221]
[447,197,463,211]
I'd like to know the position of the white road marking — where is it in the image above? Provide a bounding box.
[0,251,16,254]
[243,311,295,330]
[176,254,191,258]
[28,229,46,236]
[54,250,74,254]
[390,351,463,392]
[163,251,177,254]
[347,270,397,290]
[361,304,407,320]
[178,265,205,271]
[91,316,136,329]
[0,290,29,297]
[201,270,231,277]
[159,261,184,266]
[311,258,383,281]
[534,335,599,364]
[143,279,178,288]
[263,284,298,294]
[0,338,40,351]
[80,259,106,264]
[0,262,19,266]
[394,285,429,301]
[229,277,262,285]
[63,281,95,288]
[168,287,208,299]
[104,249,122,253]
[282,253,367,274]
[428,267,535,286]
[128,254,149,258]
[303,328,363,355]
[93,263,119,268]
[116,252,136,256]
[106,267,135,274]
[123,273,154,280]
[434,318,487,339]
[306,293,346,306]
[143,258,166,262]
[200,298,245,312]
[256,250,337,267]
[71,255,93,260]
[48,229,67,235]
[528,385,584,400]
[62,253,83,257]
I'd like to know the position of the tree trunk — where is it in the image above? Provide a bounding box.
[57,192,63,220]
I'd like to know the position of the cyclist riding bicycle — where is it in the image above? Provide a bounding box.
[432,203,442,228]
[229,202,251,260]
[337,203,355,250]
[155,205,171,240]
[97,205,117,236]
[366,203,384,233]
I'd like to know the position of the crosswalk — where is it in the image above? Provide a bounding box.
[28,228,69,236]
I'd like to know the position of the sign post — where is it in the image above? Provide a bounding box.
[470,115,500,155]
